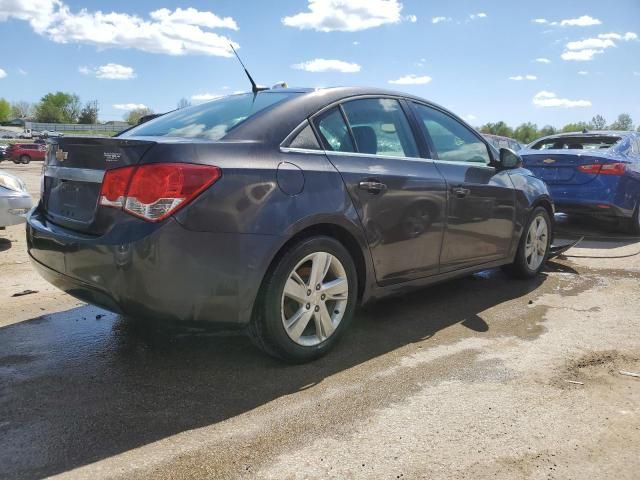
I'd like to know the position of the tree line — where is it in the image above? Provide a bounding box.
[479,113,638,144]
[0,93,196,126]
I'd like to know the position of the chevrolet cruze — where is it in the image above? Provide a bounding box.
[27,87,554,362]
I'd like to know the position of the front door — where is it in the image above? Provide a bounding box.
[313,99,447,285]
[410,102,516,272]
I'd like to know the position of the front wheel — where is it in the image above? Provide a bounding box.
[20,155,31,164]
[249,236,358,362]
[503,207,551,279]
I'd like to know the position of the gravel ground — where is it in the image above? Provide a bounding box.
[1,162,639,480]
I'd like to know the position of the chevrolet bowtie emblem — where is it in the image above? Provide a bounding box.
[55,149,68,162]
[543,158,555,164]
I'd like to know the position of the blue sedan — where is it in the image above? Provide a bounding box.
[521,131,640,234]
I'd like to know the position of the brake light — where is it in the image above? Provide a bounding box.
[99,163,221,222]
[577,163,626,176]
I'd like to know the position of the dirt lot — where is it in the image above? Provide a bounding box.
[1,162,639,480]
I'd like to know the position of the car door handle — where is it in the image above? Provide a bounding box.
[451,186,471,198]
[359,180,387,194]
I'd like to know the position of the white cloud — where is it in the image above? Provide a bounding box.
[431,16,451,24]
[352,40,360,45]
[406,14,417,23]
[96,63,135,79]
[388,74,432,85]
[469,13,487,20]
[465,114,477,121]
[113,103,147,110]
[292,58,361,73]
[282,0,404,32]
[535,57,551,63]
[560,15,601,27]
[78,66,90,75]
[532,91,591,108]
[578,71,589,75]
[509,74,537,81]
[0,68,6,79]
[561,32,636,61]
[18,67,27,75]
[191,93,223,102]
[566,38,616,50]
[0,1,239,57]
[561,49,603,61]
[532,18,548,24]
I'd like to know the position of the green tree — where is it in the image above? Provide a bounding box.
[78,100,99,124]
[589,114,607,130]
[11,100,33,119]
[177,98,191,109]
[609,113,633,131]
[513,122,539,144]
[35,92,82,123]
[125,107,153,125]
[561,122,590,133]
[479,121,513,138]
[538,125,556,137]
[0,98,10,123]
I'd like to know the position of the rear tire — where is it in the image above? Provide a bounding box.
[248,236,358,363]
[503,207,551,279]
[627,205,640,236]
[20,155,30,164]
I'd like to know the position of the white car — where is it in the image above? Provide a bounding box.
[0,170,33,228]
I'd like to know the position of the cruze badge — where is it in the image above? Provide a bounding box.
[104,152,122,162]
[543,158,555,164]
[55,149,68,162]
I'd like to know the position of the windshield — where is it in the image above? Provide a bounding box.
[120,92,297,140]
[530,136,620,151]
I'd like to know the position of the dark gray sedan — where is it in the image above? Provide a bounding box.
[27,87,554,362]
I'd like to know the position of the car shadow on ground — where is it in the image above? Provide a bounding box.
[0,237,12,252]
[554,214,639,250]
[0,269,548,479]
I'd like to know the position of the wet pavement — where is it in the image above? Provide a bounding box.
[1,164,639,479]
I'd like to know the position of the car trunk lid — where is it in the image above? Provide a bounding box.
[43,137,155,234]
[521,151,619,185]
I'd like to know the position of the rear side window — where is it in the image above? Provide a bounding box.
[120,92,296,140]
[287,122,321,150]
[314,108,355,152]
[413,103,490,164]
[342,98,418,158]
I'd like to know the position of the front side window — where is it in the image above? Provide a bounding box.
[413,103,490,164]
[120,92,297,141]
[314,108,355,152]
[341,98,418,158]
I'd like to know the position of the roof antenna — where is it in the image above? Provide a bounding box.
[229,44,268,94]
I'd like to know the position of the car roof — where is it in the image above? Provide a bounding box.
[532,130,634,143]
[225,86,467,143]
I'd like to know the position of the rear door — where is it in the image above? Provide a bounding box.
[312,98,447,285]
[409,102,516,271]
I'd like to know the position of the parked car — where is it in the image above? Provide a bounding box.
[27,87,555,362]
[0,169,33,228]
[483,133,523,152]
[522,130,640,233]
[0,144,7,161]
[41,130,64,138]
[7,143,46,164]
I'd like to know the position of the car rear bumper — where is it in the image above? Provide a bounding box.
[0,190,33,227]
[27,207,280,326]
[548,182,635,219]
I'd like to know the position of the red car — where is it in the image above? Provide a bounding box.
[7,143,46,164]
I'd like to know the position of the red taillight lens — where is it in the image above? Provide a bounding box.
[577,163,626,176]
[99,163,221,222]
[599,162,626,176]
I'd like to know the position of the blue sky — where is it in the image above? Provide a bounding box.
[0,0,639,126]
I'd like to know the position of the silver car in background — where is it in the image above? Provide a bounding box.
[0,170,33,228]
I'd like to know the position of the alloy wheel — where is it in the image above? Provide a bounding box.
[525,215,548,270]
[281,251,349,346]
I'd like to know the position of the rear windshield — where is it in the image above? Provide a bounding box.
[120,92,297,140]
[530,136,620,151]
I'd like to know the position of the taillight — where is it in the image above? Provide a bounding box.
[99,163,221,222]
[577,163,626,176]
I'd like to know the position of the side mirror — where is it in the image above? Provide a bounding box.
[499,148,522,169]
